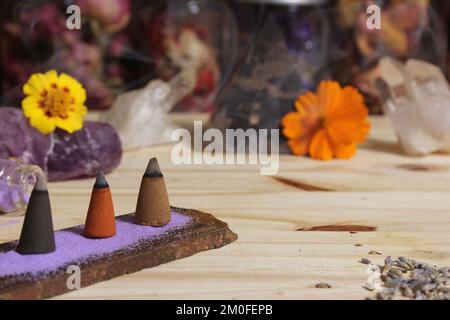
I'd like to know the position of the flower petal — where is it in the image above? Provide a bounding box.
[282,112,303,139]
[56,113,84,133]
[45,70,59,85]
[77,104,88,116]
[309,129,333,161]
[317,80,341,114]
[295,91,319,114]
[328,86,368,121]
[23,73,49,96]
[59,73,87,104]
[325,121,353,145]
[326,119,369,145]
[59,73,82,89]
[332,143,357,159]
[22,97,44,118]
[29,115,56,135]
[288,136,311,156]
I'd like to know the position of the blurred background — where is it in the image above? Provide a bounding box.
[0,0,448,115]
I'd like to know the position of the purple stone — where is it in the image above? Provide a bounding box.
[0,107,122,181]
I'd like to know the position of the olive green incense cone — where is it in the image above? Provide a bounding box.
[17,174,56,255]
[135,158,171,227]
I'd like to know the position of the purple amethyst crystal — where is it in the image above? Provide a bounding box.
[0,107,122,181]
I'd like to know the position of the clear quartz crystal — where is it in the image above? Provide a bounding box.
[0,159,42,214]
[100,69,196,149]
[379,58,450,155]
[406,66,450,151]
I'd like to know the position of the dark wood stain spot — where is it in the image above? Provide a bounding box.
[397,164,432,172]
[297,225,377,232]
[273,177,332,192]
[315,283,332,289]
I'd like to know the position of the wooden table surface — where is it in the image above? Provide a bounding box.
[1,115,449,300]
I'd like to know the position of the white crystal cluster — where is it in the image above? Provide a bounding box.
[101,69,196,149]
[379,58,450,155]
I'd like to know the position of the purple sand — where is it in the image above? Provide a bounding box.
[0,211,191,278]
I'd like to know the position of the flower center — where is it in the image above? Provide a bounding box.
[38,83,75,119]
[317,115,326,127]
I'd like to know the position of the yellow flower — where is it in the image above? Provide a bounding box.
[22,70,87,135]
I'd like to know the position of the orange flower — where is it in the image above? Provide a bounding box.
[282,81,370,160]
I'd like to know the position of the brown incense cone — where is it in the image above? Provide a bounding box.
[17,174,56,255]
[135,158,171,227]
[84,172,116,238]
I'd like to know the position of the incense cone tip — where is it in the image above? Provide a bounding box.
[34,173,48,191]
[94,172,109,188]
[144,158,163,177]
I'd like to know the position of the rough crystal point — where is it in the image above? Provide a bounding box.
[0,107,122,181]
[100,69,196,149]
[378,58,450,155]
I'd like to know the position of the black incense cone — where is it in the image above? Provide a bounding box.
[16,174,56,255]
[135,157,171,226]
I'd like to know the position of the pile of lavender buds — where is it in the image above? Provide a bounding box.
[362,256,450,300]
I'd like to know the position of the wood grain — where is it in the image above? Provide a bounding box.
[1,114,449,300]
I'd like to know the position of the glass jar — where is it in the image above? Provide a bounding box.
[213,0,330,153]
[145,0,239,113]
[0,159,42,214]
[332,0,447,114]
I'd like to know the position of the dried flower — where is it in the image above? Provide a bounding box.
[22,70,87,134]
[282,81,370,160]
[77,0,130,33]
